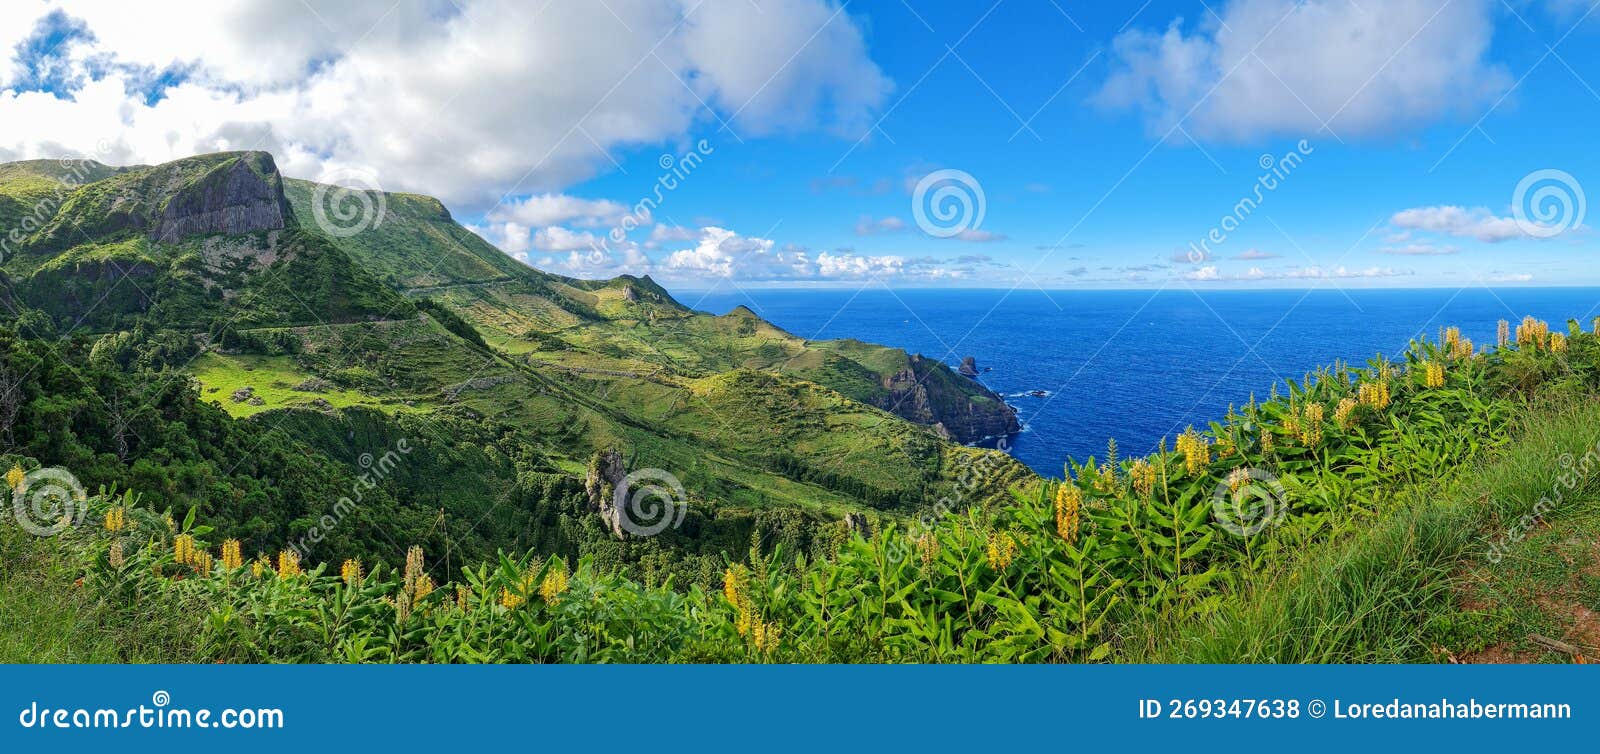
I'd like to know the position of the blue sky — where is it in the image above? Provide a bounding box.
[0,1,1596,288]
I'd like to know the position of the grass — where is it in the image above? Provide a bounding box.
[0,522,194,663]
[1133,395,1600,663]
[192,352,417,418]
[1436,505,1600,662]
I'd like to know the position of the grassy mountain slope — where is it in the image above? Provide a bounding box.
[0,151,1028,581]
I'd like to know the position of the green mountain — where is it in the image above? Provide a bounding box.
[0,151,1027,581]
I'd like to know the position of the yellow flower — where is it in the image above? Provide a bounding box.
[1259,427,1275,456]
[1226,467,1251,494]
[1358,380,1391,410]
[1334,397,1359,429]
[539,560,568,605]
[1451,336,1475,360]
[6,465,25,491]
[341,558,363,588]
[499,588,526,610]
[413,574,435,601]
[1176,427,1210,476]
[276,549,302,578]
[916,531,940,567]
[251,554,270,578]
[985,531,1017,570]
[1298,403,1324,447]
[192,550,214,576]
[104,506,126,533]
[1497,319,1510,348]
[220,539,242,570]
[1054,484,1082,545]
[173,534,196,567]
[1551,333,1568,354]
[1423,361,1445,389]
[1092,462,1117,493]
[1516,316,1549,350]
[1129,459,1156,497]
[723,567,756,636]
[455,584,470,612]
[751,617,781,653]
[1443,326,1462,352]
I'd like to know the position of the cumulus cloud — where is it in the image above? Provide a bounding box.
[490,195,634,229]
[1388,206,1526,242]
[1094,0,1509,141]
[1233,248,1279,260]
[0,0,890,206]
[530,225,988,282]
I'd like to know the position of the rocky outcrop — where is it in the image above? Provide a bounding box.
[958,356,979,377]
[150,153,292,243]
[843,512,872,540]
[585,449,629,539]
[873,354,1020,444]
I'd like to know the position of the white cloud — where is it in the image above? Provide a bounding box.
[1184,264,1412,282]
[853,215,906,235]
[0,0,890,206]
[1389,205,1526,242]
[491,194,633,229]
[1381,241,1460,255]
[953,229,1006,243]
[535,225,981,282]
[1233,248,1279,260]
[648,225,699,245]
[1094,0,1509,141]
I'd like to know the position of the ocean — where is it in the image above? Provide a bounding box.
[679,287,1600,476]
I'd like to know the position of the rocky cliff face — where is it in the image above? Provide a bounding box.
[875,355,1020,444]
[150,152,291,243]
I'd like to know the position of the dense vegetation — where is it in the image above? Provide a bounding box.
[6,315,1597,662]
[0,151,1027,587]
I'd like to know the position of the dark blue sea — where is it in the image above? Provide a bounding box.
[677,287,1600,476]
